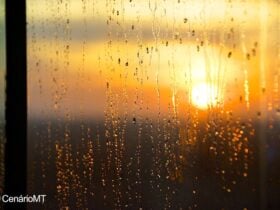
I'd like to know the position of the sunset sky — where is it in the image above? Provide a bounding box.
[26,0,279,120]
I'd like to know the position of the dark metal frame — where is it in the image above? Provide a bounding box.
[4,0,27,209]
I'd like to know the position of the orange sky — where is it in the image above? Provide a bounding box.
[27,0,280,120]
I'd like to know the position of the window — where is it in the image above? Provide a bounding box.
[26,0,280,209]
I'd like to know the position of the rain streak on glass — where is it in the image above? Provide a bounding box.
[27,0,280,210]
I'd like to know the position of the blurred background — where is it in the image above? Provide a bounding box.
[27,0,280,209]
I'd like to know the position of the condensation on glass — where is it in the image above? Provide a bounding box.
[27,0,280,209]
[0,0,5,196]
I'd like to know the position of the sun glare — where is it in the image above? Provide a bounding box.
[191,83,221,109]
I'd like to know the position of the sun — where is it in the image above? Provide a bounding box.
[191,83,221,109]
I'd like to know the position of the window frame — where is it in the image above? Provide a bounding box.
[4,1,27,209]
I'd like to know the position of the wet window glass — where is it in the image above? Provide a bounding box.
[27,0,280,209]
[0,0,5,196]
